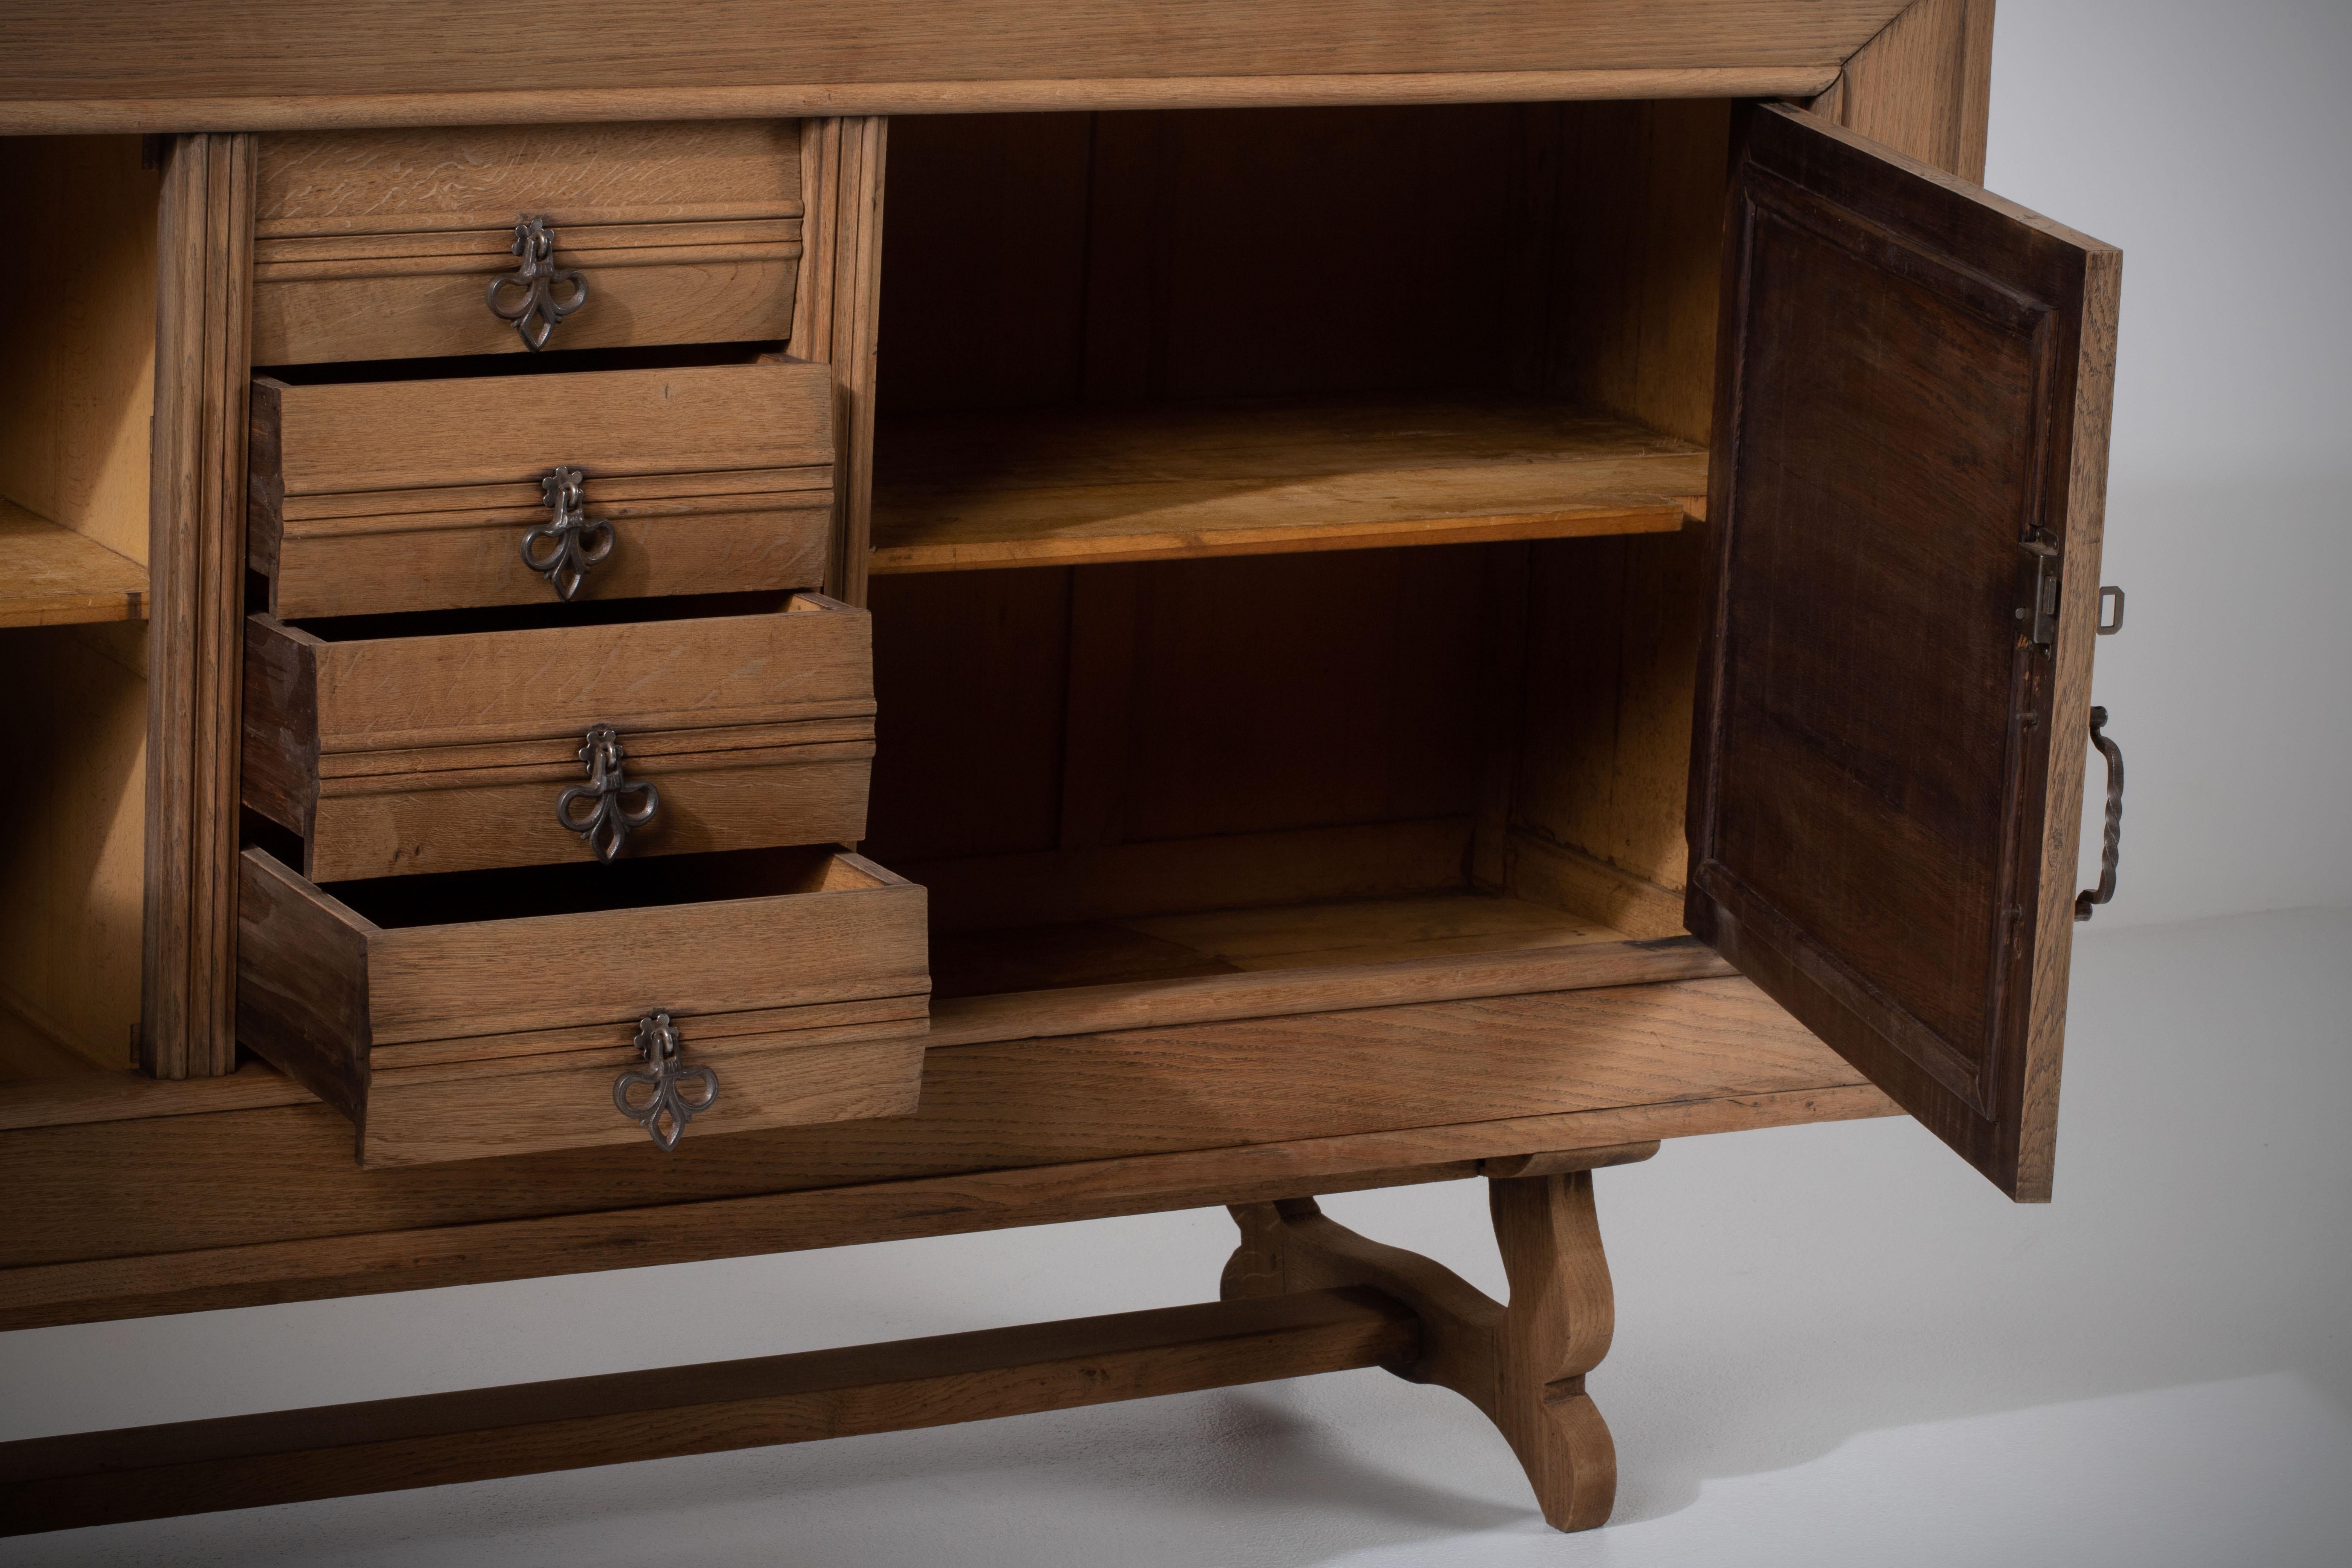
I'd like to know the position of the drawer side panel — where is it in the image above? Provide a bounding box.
[236,850,374,1122]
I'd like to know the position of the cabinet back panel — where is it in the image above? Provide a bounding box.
[879,100,1727,427]
[865,547,1490,922]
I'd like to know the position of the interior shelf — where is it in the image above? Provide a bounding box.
[932,888,1632,1001]
[0,500,148,628]
[870,397,1707,574]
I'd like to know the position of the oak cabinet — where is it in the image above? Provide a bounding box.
[0,1,2124,1537]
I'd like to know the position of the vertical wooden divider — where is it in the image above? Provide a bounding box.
[143,132,253,1080]
[793,116,889,609]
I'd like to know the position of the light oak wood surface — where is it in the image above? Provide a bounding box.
[248,591,872,756]
[1224,1167,1632,1530]
[0,2,1903,133]
[249,120,805,362]
[0,502,147,627]
[249,360,838,616]
[0,975,1884,1311]
[871,398,1703,572]
[142,131,253,1081]
[237,845,930,1164]
[0,136,158,565]
[0,1287,1415,1535]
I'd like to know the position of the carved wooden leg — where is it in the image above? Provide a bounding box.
[1487,1169,1617,1531]
[1222,1142,1649,1532]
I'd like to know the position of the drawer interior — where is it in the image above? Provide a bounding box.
[322,842,884,927]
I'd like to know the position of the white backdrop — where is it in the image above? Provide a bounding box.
[1990,0,2352,924]
[3,5,2347,1563]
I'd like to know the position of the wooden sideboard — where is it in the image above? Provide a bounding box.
[0,0,2125,1539]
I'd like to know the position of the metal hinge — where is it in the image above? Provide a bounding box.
[2015,530,2060,652]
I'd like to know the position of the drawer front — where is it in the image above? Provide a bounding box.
[252,121,803,364]
[243,593,874,875]
[304,729,874,882]
[251,360,836,617]
[237,845,931,1165]
[366,1012,925,1168]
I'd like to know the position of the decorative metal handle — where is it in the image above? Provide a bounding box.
[485,215,588,351]
[2075,706,2123,922]
[557,724,659,862]
[612,1010,719,1151]
[520,465,613,600]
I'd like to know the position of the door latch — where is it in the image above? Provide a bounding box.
[2015,530,2060,652]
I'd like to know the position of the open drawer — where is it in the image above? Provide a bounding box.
[243,591,874,880]
[238,845,931,1167]
[249,359,837,619]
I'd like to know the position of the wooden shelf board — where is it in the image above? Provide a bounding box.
[871,397,1707,573]
[0,500,148,628]
[934,888,1629,1000]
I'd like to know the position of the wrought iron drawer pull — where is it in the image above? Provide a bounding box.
[487,215,588,352]
[558,724,659,862]
[614,1010,719,1151]
[520,465,612,601]
[2075,706,2124,921]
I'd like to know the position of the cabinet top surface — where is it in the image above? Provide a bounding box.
[0,0,1903,134]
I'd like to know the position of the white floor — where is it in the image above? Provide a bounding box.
[4,906,2348,1567]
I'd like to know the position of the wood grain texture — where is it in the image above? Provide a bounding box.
[237,845,931,1164]
[256,361,833,495]
[248,120,803,363]
[248,359,838,614]
[936,891,1626,999]
[1222,1168,1628,1531]
[0,1288,1413,1536]
[1478,1141,1659,1179]
[1502,830,1689,940]
[927,938,1732,1048]
[0,502,146,626]
[1832,0,1997,182]
[0,2,1898,131]
[871,399,1700,572]
[142,130,253,1080]
[256,591,871,755]
[0,1084,1893,1331]
[0,976,1882,1304]
[261,495,836,619]
[0,624,149,1072]
[1223,1197,1502,1416]
[0,136,158,564]
[254,120,805,236]
[905,818,1475,936]
[793,117,887,603]
[366,1017,926,1168]
[1687,103,2117,1200]
[303,736,871,881]
[1488,1170,1619,1530]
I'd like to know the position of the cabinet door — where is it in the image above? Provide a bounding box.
[1686,103,2119,1200]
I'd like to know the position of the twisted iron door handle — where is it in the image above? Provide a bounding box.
[520,465,613,600]
[2075,706,2123,921]
[557,725,659,862]
[612,1010,719,1151]
[486,216,588,351]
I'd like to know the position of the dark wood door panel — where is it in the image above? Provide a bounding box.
[1689,103,2119,1200]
